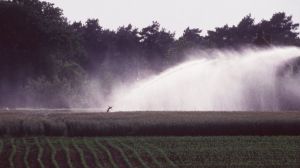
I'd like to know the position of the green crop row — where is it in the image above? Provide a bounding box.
[0,136,299,168]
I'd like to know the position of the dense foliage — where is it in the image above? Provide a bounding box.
[0,0,300,107]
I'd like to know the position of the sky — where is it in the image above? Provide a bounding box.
[45,0,300,36]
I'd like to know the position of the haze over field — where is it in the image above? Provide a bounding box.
[110,47,300,111]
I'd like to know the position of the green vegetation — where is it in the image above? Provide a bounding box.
[94,138,118,168]
[143,140,178,168]
[72,139,89,168]
[83,138,103,168]
[46,138,60,168]
[8,139,16,168]
[60,139,74,168]
[129,139,162,167]
[0,136,299,167]
[118,140,150,168]
[35,137,45,168]
[23,139,30,168]
[107,140,134,168]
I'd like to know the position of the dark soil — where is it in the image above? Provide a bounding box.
[41,141,55,168]
[94,140,115,168]
[69,143,85,168]
[14,142,25,168]
[118,143,146,168]
[102,141,129,168]
[0,140,11,168]
[78,143,97,168]
[27,143,40,168]
[55,147,69,168]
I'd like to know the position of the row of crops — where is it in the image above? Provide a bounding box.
[0,136,300,168]
[0,137,178,168]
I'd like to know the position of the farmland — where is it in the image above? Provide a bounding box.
[0,136,299,168]
[0,111,300,136]
[0,111,300,167]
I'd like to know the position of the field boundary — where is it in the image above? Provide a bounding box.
[0,111,300,136]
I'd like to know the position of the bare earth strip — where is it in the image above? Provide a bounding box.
[117,140,150,168]
[101,140,130,168]
[14,139,25,168]
[60,138,75,168]
[83,138,103,168]
[114,140,145,168]
[24,138,40,168]
[77,140,97,168]
[72,139,89,168]
[46,138,60,168]
[55,143,69,168]
[94,138,119,168]
[129,139,163,168]
[67,140,84,168]
[34,137,45,168]
[40,138,55,168]
[0,139,11,167]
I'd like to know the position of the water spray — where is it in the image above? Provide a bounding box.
[110,47,300,111]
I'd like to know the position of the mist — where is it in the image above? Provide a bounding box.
[108,47,300,111]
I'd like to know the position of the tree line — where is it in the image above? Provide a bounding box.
[0,0,300,108]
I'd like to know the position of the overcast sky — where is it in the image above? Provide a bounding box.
[45,0,300,36]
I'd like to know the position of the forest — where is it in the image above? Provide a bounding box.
[0,0,300,108]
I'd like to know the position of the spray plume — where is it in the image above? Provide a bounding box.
[109,47,300,111]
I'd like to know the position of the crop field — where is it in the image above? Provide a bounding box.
[0,111,300,167]
[0,136,299,168]
[1,111,300,136]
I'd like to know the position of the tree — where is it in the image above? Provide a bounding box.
[0,0,85,107]
[259,12,300,45]
[140,21,175,70]
[207,25,238,48]
[236,14,257,44]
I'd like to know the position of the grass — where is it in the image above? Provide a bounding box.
[83,138,103,168]
[108,140,134,168]
[35,137,45,168]
[0,111,300,136]
[60,139,74,168]
[130,139,162,167]
[8,138,16,168]
[0,136,299,167]
[143,140,178,168]
[117,140,150,168]
[46,138,60,168]
[72,139,89,168]
[94,138,118,168]
[23,138,30,168]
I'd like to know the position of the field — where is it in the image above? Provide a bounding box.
[1,111,300,167]
[0,111,300,136]
[0,136,299,168]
